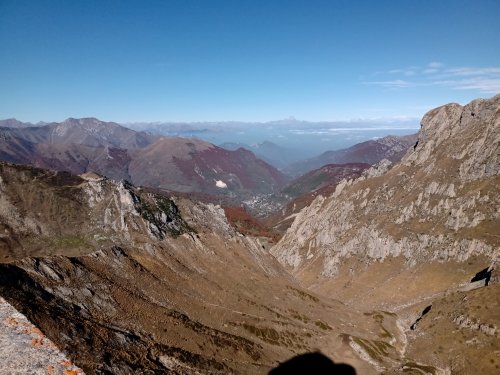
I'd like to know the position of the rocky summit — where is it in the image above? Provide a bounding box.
[0,95,499,374]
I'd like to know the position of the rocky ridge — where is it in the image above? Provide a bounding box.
[272,95,499,275]
[264,163,371,235]
[0,162,381,374]
[270,94,500,373]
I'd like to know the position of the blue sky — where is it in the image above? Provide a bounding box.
[1,0,499,123]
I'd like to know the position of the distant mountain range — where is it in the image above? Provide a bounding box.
[123,117,419,132]
[0,118,37,128]
[0,117,155,148]
[0,117,420,218]
[123,119,420,164]
[285,133,418,177]
[0,118,287,202]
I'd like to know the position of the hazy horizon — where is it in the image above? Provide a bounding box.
[1,115,420,163]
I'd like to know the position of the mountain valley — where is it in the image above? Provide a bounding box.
[0,95,498,374]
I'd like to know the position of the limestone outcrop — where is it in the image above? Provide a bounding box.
[270,95,500,374]
[271,95,499,277]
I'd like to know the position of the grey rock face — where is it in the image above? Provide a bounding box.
[0,297,84,375]
[271,95,500,277]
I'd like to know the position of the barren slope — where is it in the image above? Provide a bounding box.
[0,162,380,374]
[129,137,289,198]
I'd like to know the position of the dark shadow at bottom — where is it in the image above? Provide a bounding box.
[269,352,356,375]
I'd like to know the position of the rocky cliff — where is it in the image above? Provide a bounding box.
[271,95,500,373]
[272,95,499,276]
